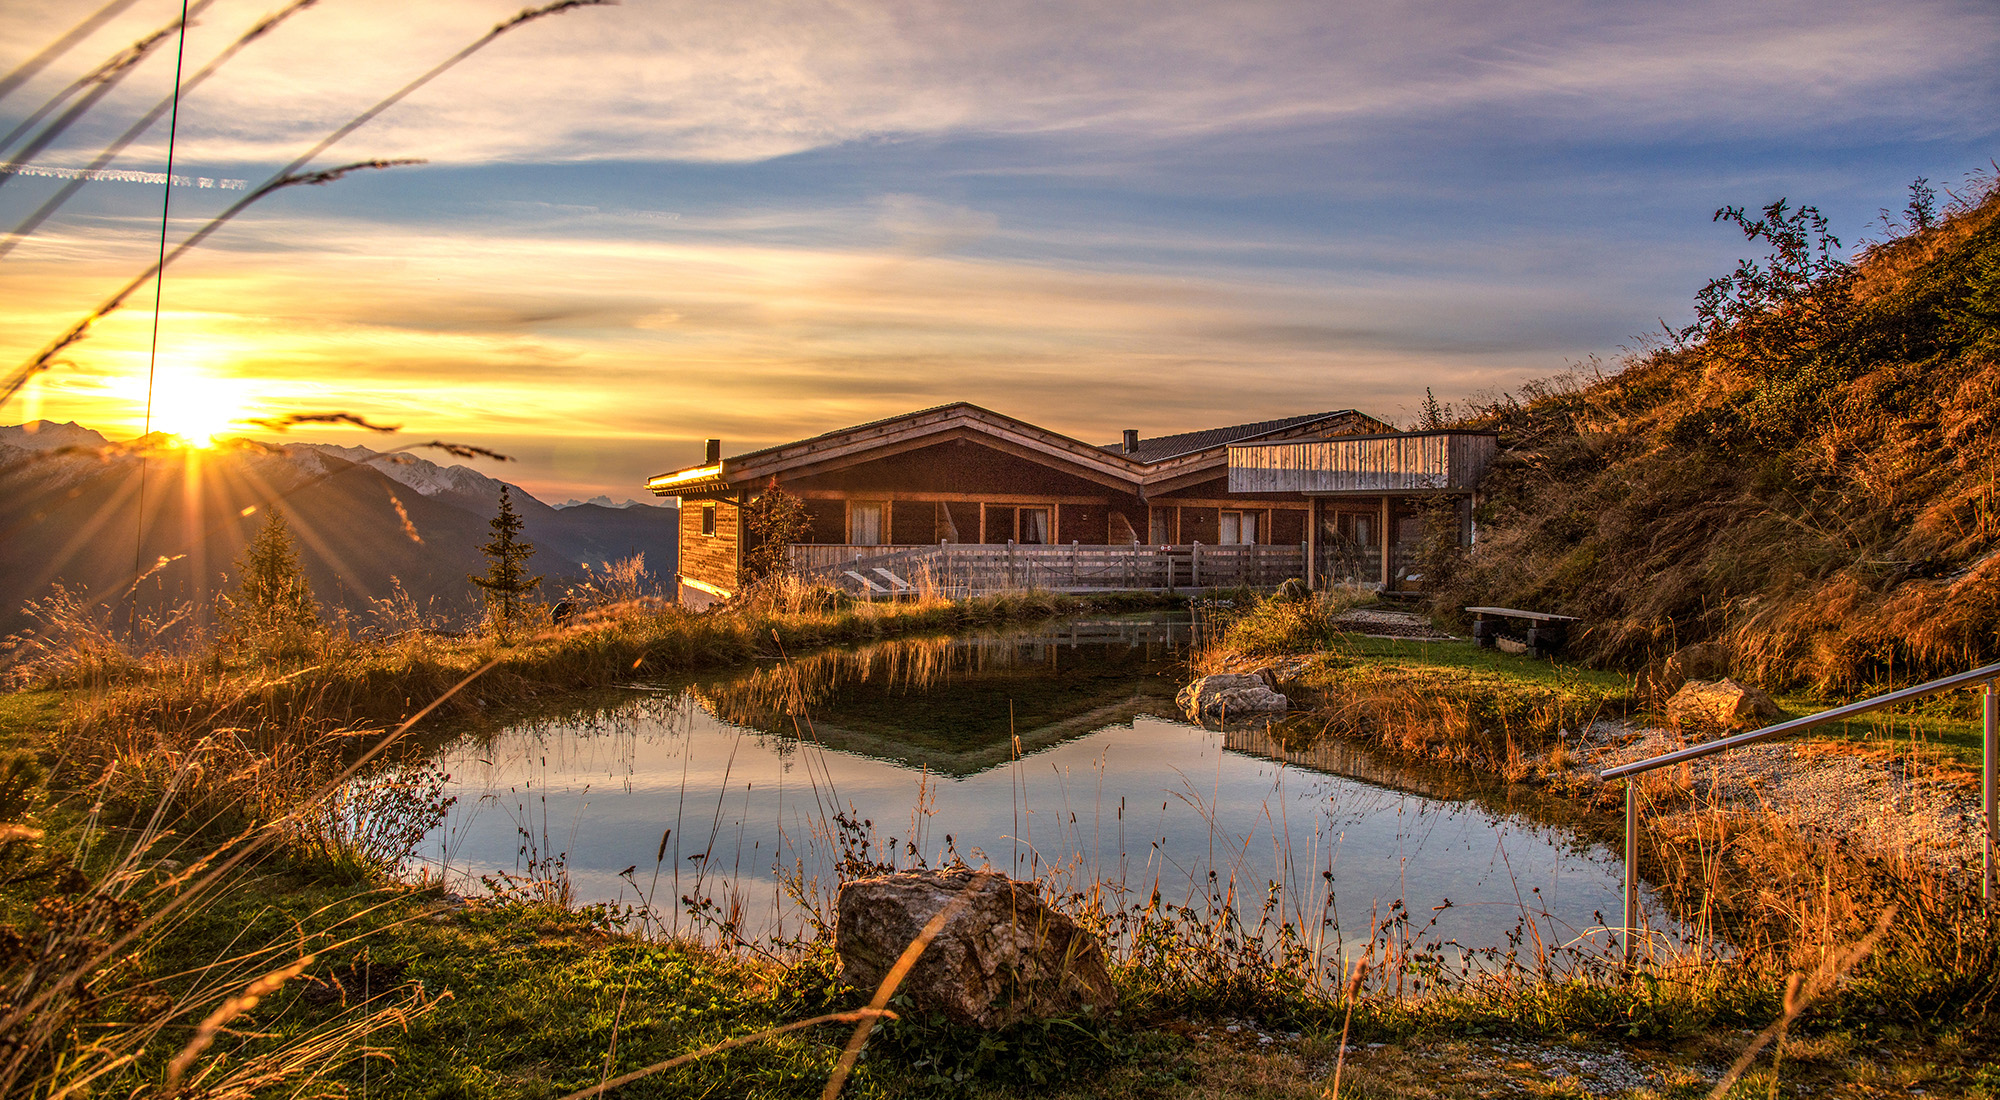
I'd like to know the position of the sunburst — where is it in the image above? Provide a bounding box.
[143,366,257,447]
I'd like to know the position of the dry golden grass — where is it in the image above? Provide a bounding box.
[1431,180,2000,696]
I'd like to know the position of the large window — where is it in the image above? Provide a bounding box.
[1149,508,1171,545]
[700,504,716,536]
[850,501,885,546]
[1219,510,1260,545]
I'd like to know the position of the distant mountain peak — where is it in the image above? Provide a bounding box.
[553,495,664,510]
[289,441,539,509]
[0,421,109,451]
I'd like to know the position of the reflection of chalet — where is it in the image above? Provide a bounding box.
[647,403,1495,604]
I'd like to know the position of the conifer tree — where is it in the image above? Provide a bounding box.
[233,507,318,642]
[470,486,541,632]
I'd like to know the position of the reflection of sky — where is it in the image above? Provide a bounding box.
[425,693,1656,965]
[3,1,1996,498]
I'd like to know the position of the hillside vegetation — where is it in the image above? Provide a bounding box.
[1434,175,2000,694]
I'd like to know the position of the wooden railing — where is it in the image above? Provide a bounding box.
[788,541,1307,597]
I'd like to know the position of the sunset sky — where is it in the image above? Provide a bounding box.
[1,0,1995,501]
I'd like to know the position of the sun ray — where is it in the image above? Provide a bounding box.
[140,363,259,446]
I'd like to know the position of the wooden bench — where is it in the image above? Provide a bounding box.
[1464,606,1580,659]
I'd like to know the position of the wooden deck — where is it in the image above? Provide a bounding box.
[788,542,1306,596]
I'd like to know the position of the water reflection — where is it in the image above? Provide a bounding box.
[694,618,1185,776]
[420,616,1665,971]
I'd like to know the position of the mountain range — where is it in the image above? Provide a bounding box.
[0,422,679,636]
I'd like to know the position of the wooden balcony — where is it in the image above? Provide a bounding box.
[1226,430,1497,495]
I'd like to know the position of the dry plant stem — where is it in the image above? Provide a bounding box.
[822,883,978,1100]
[1,158,419,409]
[163,953,315,1089]
[0,431,508,681]
[1326,958,1367,1100]
[0,1,216,174]
[554,1009,897,1100]
[0,0,614,410]
[0,0,322,260]
[1705,906,1899,1100]
[0,653,505,1038]
[0,0,146,103]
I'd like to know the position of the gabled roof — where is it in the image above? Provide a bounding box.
[1106,412,1366,463]
[646,402,1392,498]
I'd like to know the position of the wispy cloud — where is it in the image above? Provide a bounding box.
[2,0,1994,497]
[4,0,1994,166]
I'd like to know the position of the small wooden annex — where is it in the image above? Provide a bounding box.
[647,402,1494,604]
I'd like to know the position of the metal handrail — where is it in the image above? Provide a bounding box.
[1604,662,2000,963]
[1600,660,2000,780]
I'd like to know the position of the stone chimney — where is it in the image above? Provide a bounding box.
[1122,429,1139,454]
[704,438,721,464]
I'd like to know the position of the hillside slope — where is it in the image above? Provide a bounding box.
[1435,180,2000,693]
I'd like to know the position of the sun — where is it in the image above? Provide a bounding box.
[144,368,257,447]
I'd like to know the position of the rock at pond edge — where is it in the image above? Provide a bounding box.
[1177,672,1288,721]
[834,868,1115,1029]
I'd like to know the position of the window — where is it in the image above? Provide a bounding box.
[700,504,716,536]
[1220,510,1259,545]
[850,501,885,546]
[1149,508,1171,545]
[1019,507,1050,544]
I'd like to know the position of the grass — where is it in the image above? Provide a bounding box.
[7,583,1999,1098]
[1423,178,2000,696]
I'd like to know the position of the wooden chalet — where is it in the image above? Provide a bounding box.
[646,402,1495,604]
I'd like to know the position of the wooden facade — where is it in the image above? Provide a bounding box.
[1227,431,1498,495]
[646,403,1495,603]
[677,498,741,601]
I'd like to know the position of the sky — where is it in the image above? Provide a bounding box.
[0,0,1995,502]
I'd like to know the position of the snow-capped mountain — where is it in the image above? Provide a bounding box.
[0,425,679,633]
[0,420,110,452]
[554,495,665,510]
[291,442,525,517]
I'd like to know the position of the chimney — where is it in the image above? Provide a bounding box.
[703,438,721,464]
[1122,429,1139,454]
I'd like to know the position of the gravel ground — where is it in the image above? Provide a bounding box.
[1579,719,1984,877]
[1331,607,1459,641]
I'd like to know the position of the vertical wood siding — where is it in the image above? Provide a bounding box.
[1226,433,1497,493]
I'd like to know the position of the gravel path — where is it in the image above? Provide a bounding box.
[1579,719,1984,876]
[1330,607,1458,641]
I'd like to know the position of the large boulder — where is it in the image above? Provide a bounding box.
[1666,677,1782,733]
[1176,672,1288,721]
[1641,642,1734,704]
[835,868,1115,1029]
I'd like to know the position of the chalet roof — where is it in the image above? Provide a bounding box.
[646,402,1392,499]
[1107,412,1362,463]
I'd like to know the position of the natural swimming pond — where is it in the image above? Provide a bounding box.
[414,614,1669,971]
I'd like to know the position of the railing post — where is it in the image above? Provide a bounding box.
[1191,541,1201,587]
[1624,780,1640,966]
[1986,679,1997,902]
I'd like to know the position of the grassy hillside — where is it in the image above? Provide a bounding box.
[1432,175,2000,694]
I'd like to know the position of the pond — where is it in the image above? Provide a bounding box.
[415,613,1671,974]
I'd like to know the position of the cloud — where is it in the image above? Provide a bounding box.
[4,0,1994,498]
[3,0,1993,169]
[0,210,1628,465]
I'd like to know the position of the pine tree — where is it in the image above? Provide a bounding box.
[233,507,318,644]
[470,486,541,632]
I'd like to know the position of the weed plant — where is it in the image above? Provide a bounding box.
[1427,176,2000,695]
